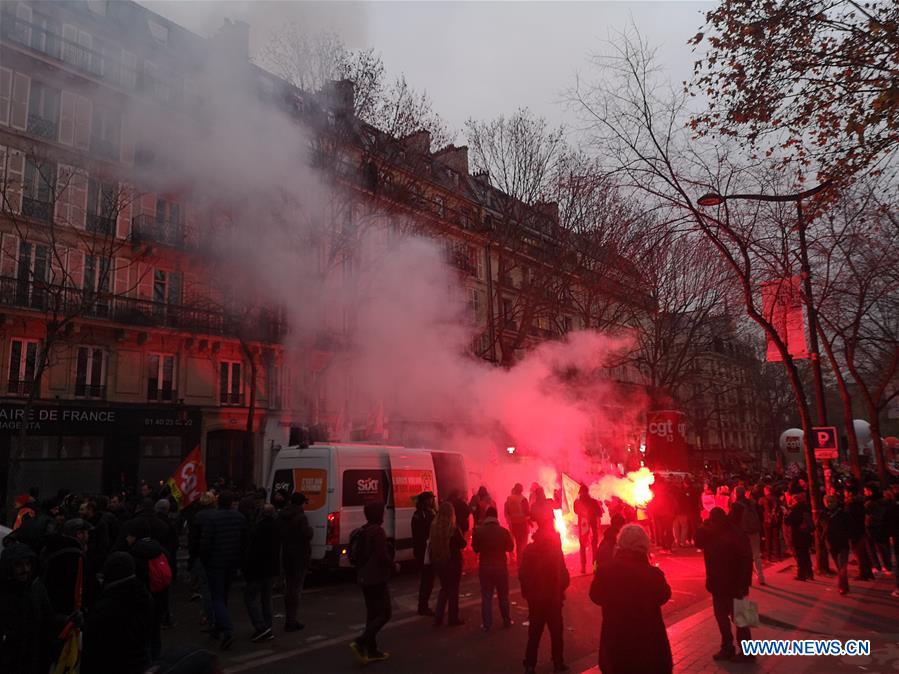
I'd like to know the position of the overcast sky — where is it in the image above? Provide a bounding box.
[142,1,712,136]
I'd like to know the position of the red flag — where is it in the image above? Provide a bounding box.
[167,445,207,506]
[761,276,808,361]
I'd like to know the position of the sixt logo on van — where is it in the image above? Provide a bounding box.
[357,477,380,494]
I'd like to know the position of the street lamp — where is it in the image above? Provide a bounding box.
[697,181,834,572]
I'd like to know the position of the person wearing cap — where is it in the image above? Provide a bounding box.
[0,542,53,673]
[82,552,153,674]
[411,490,437,616]
[590,524,672,674]
[154,498,179,629]
[278,491,312,632]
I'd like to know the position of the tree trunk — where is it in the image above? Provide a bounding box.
[817,328,861,479]
[241,340,258,486]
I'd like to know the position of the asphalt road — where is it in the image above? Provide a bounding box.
[165,545,717,674]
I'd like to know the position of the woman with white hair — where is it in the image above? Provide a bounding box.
[589,524,672,674]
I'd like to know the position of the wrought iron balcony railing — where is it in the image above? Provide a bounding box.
[27,114,58,141]
[22,197,54,223]
[74,383,106,399]
[131,214,186,248]
[148,386,178,403]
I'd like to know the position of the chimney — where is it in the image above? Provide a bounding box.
[322,79,355,116]
[433,144,469,176]
[535,201,560,226]
[213,18,250,61]
[472,170,491,186]
[400,130,431,155]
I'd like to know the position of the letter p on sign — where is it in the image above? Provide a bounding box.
[813,426,838,460]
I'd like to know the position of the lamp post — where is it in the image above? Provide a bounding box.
[698,181,833,573]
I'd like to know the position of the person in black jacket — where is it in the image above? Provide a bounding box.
[472,506,514,631]
[200,491,248,650]
[590,524,672,674]
[695,507,754,663]
[411,491,436,616]
[278,492,313,633]
[350,501,394,664]
[822,495,851,595]
[885,488,899,598]
[82,552,153,674]
[154,499,179,629]
[243,504,281,642]
[430,501,467,627]
[0,542,53,674]
[844,487,873,580]
[595,514,625,574]
[519,521,570,674]
[574,485,602,574]
[126,518,168,659]
[785,492,814,581]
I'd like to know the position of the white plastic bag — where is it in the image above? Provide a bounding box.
[733,597,760,628]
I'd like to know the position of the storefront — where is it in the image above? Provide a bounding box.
[0,402,202,511]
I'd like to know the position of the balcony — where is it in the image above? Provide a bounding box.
[148,386,178,403]
[1,12,137,89]
[0,276,287,343]
[220,392,245,406]
[87,213,115,236]
[27,114,58,141]
[131,214,186,248]
[22,197,54,223]
[91,136,120,161]
[74,383,106,399]
[7,380,34,396]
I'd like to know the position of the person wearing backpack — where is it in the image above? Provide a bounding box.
[278,492,313,633]
[730,487,765,586]
[785,492,814,581]
[411,491,437,616]
[349,501,394,664]
[126,517,170,659]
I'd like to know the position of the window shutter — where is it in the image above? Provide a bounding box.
[137,262,153,299]
[73,94,92,150]
[167,271,182,304]
[1,232,19,278]
[139,191,156,217]
[10,73,29,131]
[58,91,75,145]
[49,247,67,287]
[116,183,132,239]
[114,256,130,295]
[54,163,73,224]
[2,147,25,214]
[67,249,85,288]
[69,168,88,229]
[0,68,11,126]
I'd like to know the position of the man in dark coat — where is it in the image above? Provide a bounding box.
[472,506,514,631]
[350,501,394,664]
[785,492,814,581]
[590,524,672,674]
[573,485,602,574]
[695,507,754,662]
[244,503,282,642]
[519,522,570,674]
[411,491,436,616]
[278,491,313,632]
[125,518,168,659]
[844,487,873,580]
[595,514,626,574]
[449,491,471,537]
[81,552,153,674]
[0,542,53,674]
[822,495,851,595]
[200,491,248,650]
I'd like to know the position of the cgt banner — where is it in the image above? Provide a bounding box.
[167,445,207,507]
[761,276,809,362]
[646,410,689,470]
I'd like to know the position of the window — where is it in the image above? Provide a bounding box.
[267,364,281,409]
[153,269,181,304]
[342,469,389,507]
[15,241,50,309]
[147,353,176,401]
[468,288,481,321]
[467,246,483,279]
[75,346,105,398]
[153,198,184,245]
[148,20,169,45]
[91,105,121,160]
[22,160,55,222]
[86,179,117,234]
[83,255,111,316]
[8,338,39,394]
[219,361,242,405]
[27,81,60,140]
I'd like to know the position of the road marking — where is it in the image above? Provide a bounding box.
[230,649,276,663]
[305,635,327,643]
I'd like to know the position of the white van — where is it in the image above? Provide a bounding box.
[267,443,469,568]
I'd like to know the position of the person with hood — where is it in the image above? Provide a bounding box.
[472,505,514,631]
[12,494,36,531]
[863,484,891,575]
[758,485,783,561]
[822,495,851,595]
[449,490,471,538]
[785,492,814,581]
[243,504,281,643]
[595,514,626,573]
[200,491,247,650]
[529,488,553,530]
[81,552,153,674]
[469,486,496,529]
[504,483,530,562]
[187,491,217,629]
[411,491,437,616]
[695,507,754,662]
[519,521,570,674]
[350,501,394,664]
[729,486,765,586]
[844,486,873,580]
[0,542,52,674]
[574,485,602,574]
[590,524,672,674]
[430,500,467,626]
[278,492,313,632]
[126,518,169,659]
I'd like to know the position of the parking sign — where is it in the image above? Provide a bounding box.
[813,426,838,460]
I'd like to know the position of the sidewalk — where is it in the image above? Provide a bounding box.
[576,558,899,674]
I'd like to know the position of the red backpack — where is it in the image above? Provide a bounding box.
[148,553,173,593]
